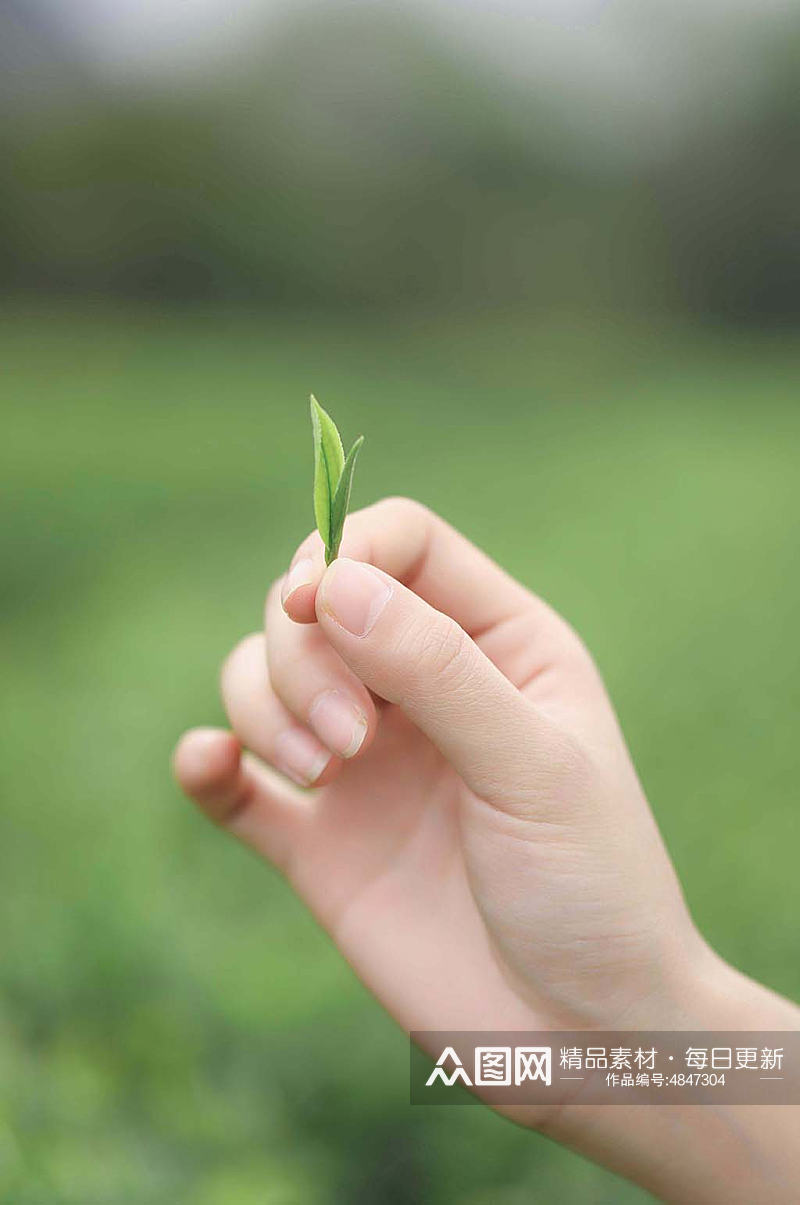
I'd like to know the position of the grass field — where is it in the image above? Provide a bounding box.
[2,302,799,1203]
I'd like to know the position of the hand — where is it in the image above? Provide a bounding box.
[174,495,703,1030]
[174,497,799,1202]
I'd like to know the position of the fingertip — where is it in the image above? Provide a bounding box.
[281,579,319,623]
[308,752,342,787]
[173,727,241,795]
[315,557,395,639]
[280,541,326,623]
[308,688,374,762]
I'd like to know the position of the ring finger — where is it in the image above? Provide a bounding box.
[265,579,377,761]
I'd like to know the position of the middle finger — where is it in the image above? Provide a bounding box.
[265,579,377,761]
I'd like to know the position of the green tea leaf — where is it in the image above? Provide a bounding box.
[308,396,364,564]
[310,394,345,549]
[327,435,364,564]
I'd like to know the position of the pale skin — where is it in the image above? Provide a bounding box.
[173,497,800,1202]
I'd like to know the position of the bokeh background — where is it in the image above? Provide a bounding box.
[2,1,799,1201]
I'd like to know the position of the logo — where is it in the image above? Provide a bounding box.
[426,1045,551,1088]
[425,1046,472,1087]
[412,1031,798,1105]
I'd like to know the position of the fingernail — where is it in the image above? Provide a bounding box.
[309,690,368,759]
[281,557,314,608]
[274,728,331,786]
[320,559,392,637]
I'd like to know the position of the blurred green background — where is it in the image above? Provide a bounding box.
[1,2,799,1202]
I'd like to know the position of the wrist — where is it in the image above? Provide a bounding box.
[539,938,800,1203]
[588,926,798,1033]
[678,938,800,1031]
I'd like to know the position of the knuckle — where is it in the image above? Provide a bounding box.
[264,624,289,683]
[264,576,282,614]
[220,632,262,695]
[300,528,322,555]
[287,529,323,566]
[417,616,472,686]
[374,495,430,527]
[541,726,596,807]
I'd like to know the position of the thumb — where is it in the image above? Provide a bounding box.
[315,558,581,818]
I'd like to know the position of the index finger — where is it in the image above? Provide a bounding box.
[280,496,537,636]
